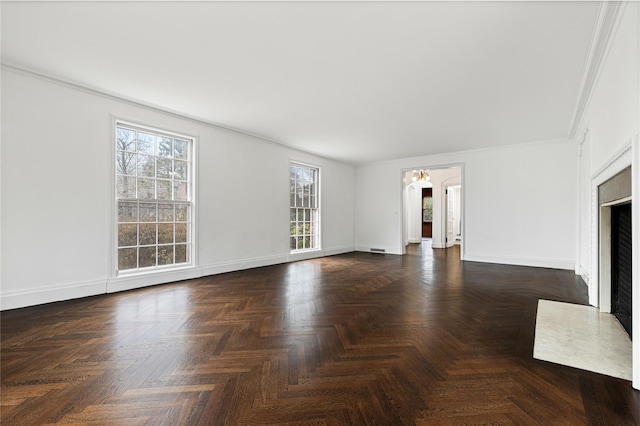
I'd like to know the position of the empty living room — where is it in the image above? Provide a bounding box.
[1,1,639,424]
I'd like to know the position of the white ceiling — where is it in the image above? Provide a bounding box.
[2,1,600,164]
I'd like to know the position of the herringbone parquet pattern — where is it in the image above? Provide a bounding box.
[2,244,639,425]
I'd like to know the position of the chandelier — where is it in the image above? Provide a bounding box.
[412,169,430,182]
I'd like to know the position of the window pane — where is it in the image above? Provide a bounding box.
[116,151,136,175]
[158,223,174,244]
[139,223,156,245]
[118,201,137,222]
[175,244,187,263]
[157,158,172,178]
[173,181,188,201]
[174,161,188,180]
[175,223,187,243]
[157,180,172,200]
[139,246,156,268]
[138,178,154,199]
[174,139,188,159]
[138,132,155,154]
[117,128,136,152]
[157,137,172,157]
[290,237,297,250]
[118,248,137,270]
[137,155,155,177]
[118,224,137,247]
[157,245,174,265]
[116,123,193,272]
[290,208,296,222]
[158,204,174,221]
[175,204,189,221]
[139,203,156,222]
[116,175,136,199]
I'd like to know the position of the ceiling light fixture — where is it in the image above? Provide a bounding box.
[412,169,430,182]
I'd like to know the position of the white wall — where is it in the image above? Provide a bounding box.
[356,139,577,269]
[1,68,356,310]
[576,2,639,281]
[574,2,639,389]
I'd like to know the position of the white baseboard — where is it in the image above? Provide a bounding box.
[324,245,355,256]
[355,244,403,255]
[2,246,356,310]
[1,279,107,311]
[107,266,203,294]
[464,254,575,270]
[577,266,590,286]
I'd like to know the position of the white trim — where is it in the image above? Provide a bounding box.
[578,267,590,288]
[589,141,633,307]
[289,161,321,253]
[107,266,201,294]
[0,279,107,311]
[464,254,575,271]
[112,120,197,275]
[399,163,465,261]
[320,245,355,257]
[632,136,640,390]
[200,255,289,277]
[586,136,637,390]
[1,63,356,166]
[601,196,632,208]
[1,244,355,310]
[354,244,404,255]
[568,1,626,138]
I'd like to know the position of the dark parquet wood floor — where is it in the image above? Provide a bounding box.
[2,243,639,425]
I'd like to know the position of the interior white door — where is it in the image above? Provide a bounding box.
[446,188,455,247]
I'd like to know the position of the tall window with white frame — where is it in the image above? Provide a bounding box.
[290,162,320,252]
[115,122,194,273]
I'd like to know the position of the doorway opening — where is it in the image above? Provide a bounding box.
[422,187,433,238]
[402,165,463,258]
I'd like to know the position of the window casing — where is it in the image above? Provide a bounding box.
[115,122,194,273]
[290,162,320,252]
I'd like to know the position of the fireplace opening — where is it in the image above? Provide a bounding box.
[611,202,632,338]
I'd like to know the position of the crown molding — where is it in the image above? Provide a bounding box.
[1,62,355,166]
[568,1,627,139]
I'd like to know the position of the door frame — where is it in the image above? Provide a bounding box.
[400,163,465,259]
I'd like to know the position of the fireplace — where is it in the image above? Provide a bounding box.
[611,202,632,336]
[598,166,632,338]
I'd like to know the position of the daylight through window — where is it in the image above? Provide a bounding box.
[290,162,320,252]
[115,122,193,272]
